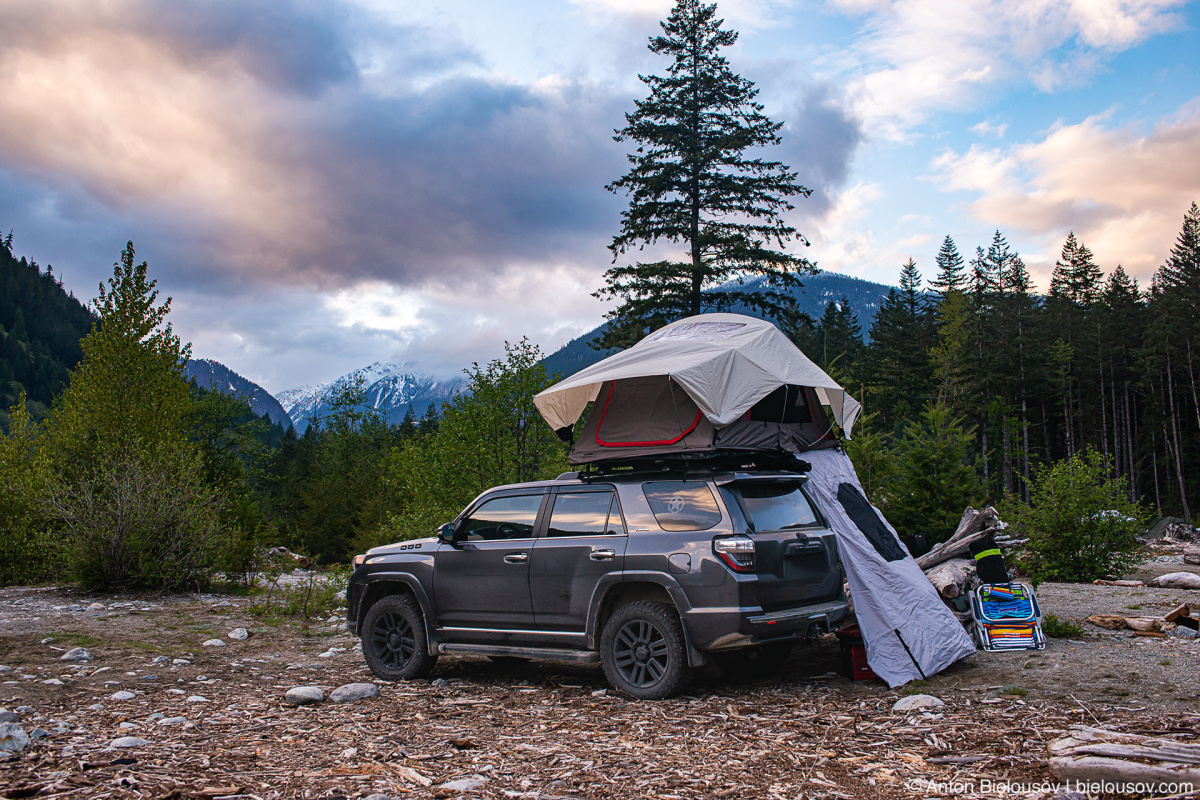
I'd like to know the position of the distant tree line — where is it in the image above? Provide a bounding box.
[821,206,1200,531]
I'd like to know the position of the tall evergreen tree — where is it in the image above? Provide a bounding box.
[814,296,864,383]
[866,258,934,426]
[594,0,813,348]
[930,235,966,302]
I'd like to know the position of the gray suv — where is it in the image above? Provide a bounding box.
[347,462,847,699]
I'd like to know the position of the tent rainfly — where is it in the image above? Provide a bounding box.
[533,314,862,465]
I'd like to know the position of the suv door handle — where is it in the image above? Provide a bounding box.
[503,553,529,564]
[589,549,616,561]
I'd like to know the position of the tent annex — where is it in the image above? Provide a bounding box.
[533,314,862,465]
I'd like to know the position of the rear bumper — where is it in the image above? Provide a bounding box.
[682,596,849,652]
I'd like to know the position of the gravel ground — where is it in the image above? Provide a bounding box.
[0,574,1198,799]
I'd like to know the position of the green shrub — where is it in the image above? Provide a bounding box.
[1000,448,1146,583]
[0,398,64,585]
[1042,614,1084,639]
[47,443,221,591]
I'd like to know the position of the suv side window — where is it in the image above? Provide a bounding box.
[459,494,543,541]
[547,491,622,537]
[642,481,722,532]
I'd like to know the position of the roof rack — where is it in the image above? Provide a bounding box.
[577,450,810,482]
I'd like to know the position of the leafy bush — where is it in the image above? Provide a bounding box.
[0,398,64,585]
[1000,448,1146,583]
[46,443,221,591]
[1042,614,1084,639]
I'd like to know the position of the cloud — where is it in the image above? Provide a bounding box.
[930,99,1200,279]
[830,0,1187,139]
[570,0,797,31]
[0,0,629,295]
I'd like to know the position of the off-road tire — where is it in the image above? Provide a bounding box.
[600,601,692,700]
[710,641,793,681]
[361,594,438,681]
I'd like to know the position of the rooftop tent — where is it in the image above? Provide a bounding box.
[533,314,862,465]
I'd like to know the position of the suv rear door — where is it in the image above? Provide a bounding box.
[530,486,627,631]
[721,478,842,611]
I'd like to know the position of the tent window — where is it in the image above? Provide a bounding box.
[835,483,907,562]
[747,386,812,424]
[643,481,722,532]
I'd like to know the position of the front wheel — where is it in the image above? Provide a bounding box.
[361,594,438,681]
[600,601,692,700]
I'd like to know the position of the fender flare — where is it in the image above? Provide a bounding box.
[588,571,707,668]
[357,571,441,656]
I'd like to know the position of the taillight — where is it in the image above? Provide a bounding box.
[713,535,755,573]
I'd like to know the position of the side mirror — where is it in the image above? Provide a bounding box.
[437,522,456,543]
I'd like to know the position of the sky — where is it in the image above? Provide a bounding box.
[1,0,1197,393]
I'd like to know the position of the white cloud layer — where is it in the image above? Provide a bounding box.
[930,98,1200,280]
[832,0,1187,138]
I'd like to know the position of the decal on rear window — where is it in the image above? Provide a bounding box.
[643,481,722,531]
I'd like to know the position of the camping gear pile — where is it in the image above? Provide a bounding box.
[534,313,976,687]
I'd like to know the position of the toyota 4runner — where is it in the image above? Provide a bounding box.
[347,460,848,699]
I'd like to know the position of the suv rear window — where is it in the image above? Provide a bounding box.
[642,481,722,531]
[735,482,820,532]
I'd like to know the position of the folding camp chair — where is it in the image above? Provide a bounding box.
[970,582,1046,651]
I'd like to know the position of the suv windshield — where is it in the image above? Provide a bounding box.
[736,482,820,532]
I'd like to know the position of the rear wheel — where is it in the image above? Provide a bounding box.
[710,641,793,681]
[600,601,691,700]
[361,594,438,681]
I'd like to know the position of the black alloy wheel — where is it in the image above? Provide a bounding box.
[600,601,691,700]
[360,594,437,681]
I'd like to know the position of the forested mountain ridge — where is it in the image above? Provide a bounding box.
[184,358,293,429]
[0,233,96,430]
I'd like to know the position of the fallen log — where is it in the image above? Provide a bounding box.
[1085,614,1127,630]
[925,558,977,599]
[1124,617,1165,632]
[1186,545,1200,566]
[1049,725,1200,792]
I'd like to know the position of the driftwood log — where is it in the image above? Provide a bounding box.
[1049,725,1200,792]
[1186,545,1200,566]
[925,558,977,599]
[915,506,1003,570]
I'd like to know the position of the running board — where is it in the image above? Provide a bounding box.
[437,643,600,664]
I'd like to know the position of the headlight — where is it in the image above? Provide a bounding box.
[352,554,366,568]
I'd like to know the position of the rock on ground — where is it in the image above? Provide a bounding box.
[60,647,93,662]
[893,694,944,712]
[109,737,149,748]
[228,628,250,640]
[0,723,30,752]
[202,639,226,647]
[284,686,324,706]
[329,682,379,703]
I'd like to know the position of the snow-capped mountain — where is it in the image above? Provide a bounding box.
[185,359,293,429]
[278,362,465,434]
